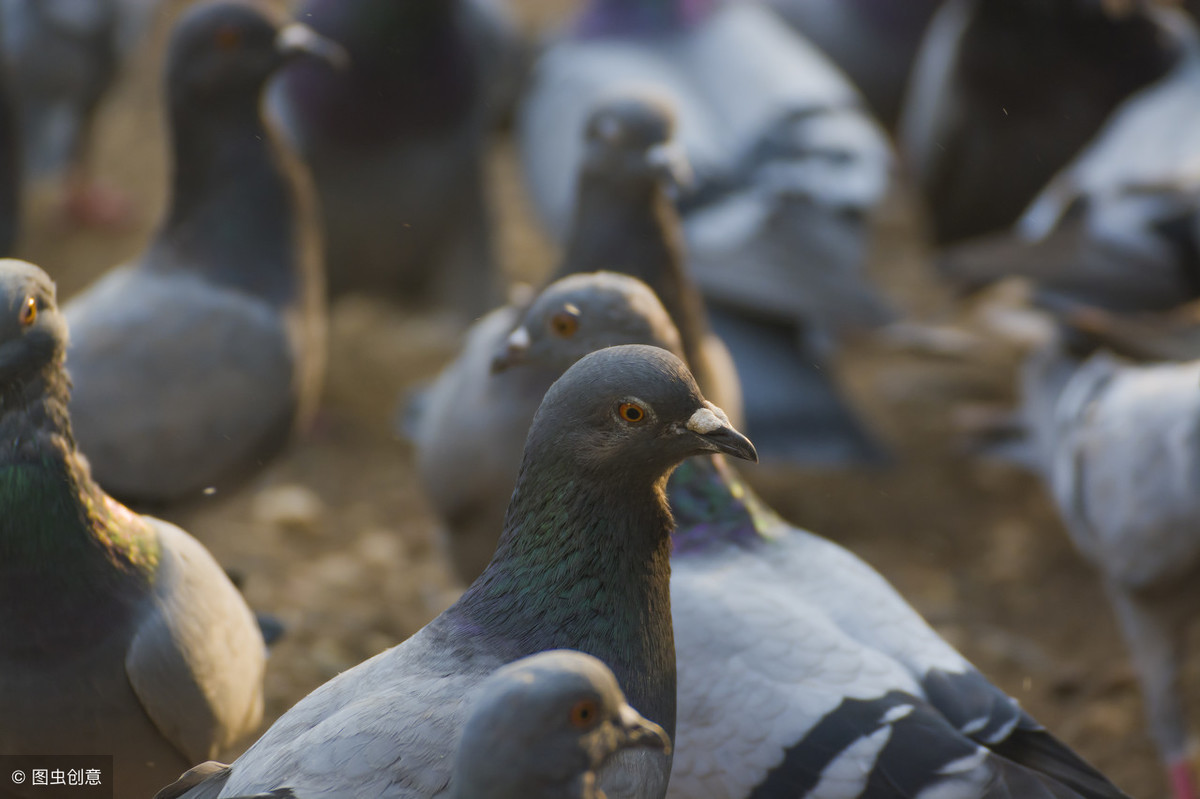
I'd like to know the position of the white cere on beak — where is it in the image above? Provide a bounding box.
[686,404,727,435]
[506,326,531,351]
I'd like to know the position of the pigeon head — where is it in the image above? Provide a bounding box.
[493,273,684,374]
[525,344,756,478]
[453,650,671,799]
[582,92,692,190]
[0,260,65,390]
[166,2,345,111]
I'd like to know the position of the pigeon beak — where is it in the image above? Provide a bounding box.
[277,23,350,71]
[646,142,693,194]
[490,326,532,374]
[685,401,757,463]
[616,703,671,755]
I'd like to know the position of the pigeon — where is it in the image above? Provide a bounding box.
[0,258,266,799]
[61,1,338,504]
[521,82,890,465]
[434,269,1131,799]
[1007,339,1200,799]
[0,0,165,227]
[763,0,944,128]
[937,28,1200,311]
[154,344,757,799]
[451,650,672,799]
[900,0,1189,245]
[265,0,523,312]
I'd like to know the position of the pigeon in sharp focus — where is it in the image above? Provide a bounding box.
[154,344,757,799]
[0,259,266,799]
[763,0,944,128]
[443,269,1131,799]
[900,0,1188,246]
[62,1,336,504]
[451,650,671,799]
[524,81,890,466]
[266,0,522,313]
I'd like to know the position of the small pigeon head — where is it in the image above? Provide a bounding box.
[526,344,756,476]
[0,260,65,389]
[582,91,692,190]
[493,272,683,374]
[166,1,346,110]
[453,650,671,799]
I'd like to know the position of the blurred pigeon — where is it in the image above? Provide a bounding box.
[0,259,266,799]
[764,0,944,128]
[937,32,1200,311]
[0,0,166,227]
[155,345,757,799]
[63,2,335,504]
[454,270,1130,799]
[452,650,672,799]
[522,78,890,465]
[266,0,524,313]
[1010,340,1200,799]
[901,0,1188,245]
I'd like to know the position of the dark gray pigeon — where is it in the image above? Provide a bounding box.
[764,0,944,128]
[451,650,671,799]
[265,0,523,313]
[519,5,894,464]
[433,269,1132,799]
[1007,339,1200,799]
[900,0,1189,245]
[0,258,266,799]
[62,1,337,504]
[154,344,757,799]
[938,35,1200,311]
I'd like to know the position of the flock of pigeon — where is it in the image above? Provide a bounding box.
[2,0,1200,798]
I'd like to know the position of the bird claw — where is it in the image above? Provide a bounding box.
[1169,758,1199,799]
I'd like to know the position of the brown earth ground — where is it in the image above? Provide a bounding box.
[17,1,1196,797]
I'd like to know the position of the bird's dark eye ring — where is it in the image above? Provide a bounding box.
[18,297,36,327]
[569,699,599,729]
[618,402,644,423]
[550,309,579,338]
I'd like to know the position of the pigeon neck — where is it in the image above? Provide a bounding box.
[558,169,716,400]
[0,365,158,656]
[668,455,782,554]
[451,448,677,734]
[155,98,301,305]
[574,0,717,37]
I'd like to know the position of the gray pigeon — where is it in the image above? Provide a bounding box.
[900,0,1190,245]
[436,269,1132,799]
[522,80,890,465]
[764,0,944,128]
[62,1,338,504]
[451,650,671,799]
[1007,339,1200,799]
[938,29,1200,311]
[0,258,266,799]
[0,0,165,226]
[265,0,523,313]
[154,344,757,799]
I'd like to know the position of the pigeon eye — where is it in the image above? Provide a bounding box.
[18,297,36,327]
[215,24,243,51]
[618,402,645,424]
[549,309,579,338]
[569,699,599,729]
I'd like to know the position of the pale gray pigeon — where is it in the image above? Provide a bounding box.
[265,0,524,313]
[154,344,757,799]
[0,259,266,799]
[63,2,337,504]
[900,0,1190,245]
[451,650,671,799]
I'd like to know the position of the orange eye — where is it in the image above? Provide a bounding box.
[18,297,36,327]
[549,309,579,338]
[569,699,599,729]
[618,402,645,423]
[215,24,243,51]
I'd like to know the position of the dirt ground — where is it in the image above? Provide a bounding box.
[17,1,1195,797]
